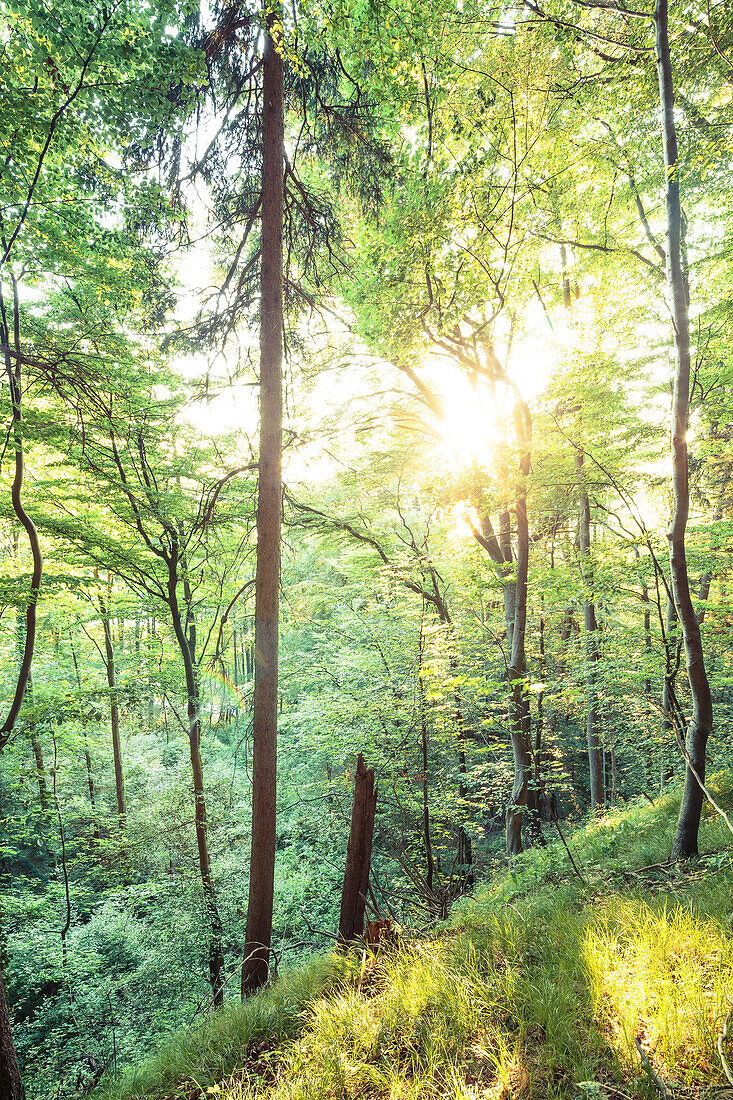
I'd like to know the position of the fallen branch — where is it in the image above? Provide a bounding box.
[718,996,733,1086]
[300,908,339,942]
[676,743,733,843]
[634,1036,669,1098]
[551,807,586,884]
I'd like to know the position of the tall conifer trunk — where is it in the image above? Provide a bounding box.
[242,10,283,997]
[655,0,713,857]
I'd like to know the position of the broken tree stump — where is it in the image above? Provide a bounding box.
[338,754,378,946]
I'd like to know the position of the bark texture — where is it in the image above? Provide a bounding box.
[0,976,23,1100]
[655,0,713,858]
[338,754,378,944]
[242,13,283,997]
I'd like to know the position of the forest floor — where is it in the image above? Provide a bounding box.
[96,782,733,1100]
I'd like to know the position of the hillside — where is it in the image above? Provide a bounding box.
[95,787,733,1100]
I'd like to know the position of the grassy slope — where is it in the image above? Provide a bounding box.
[98,781,733,1100]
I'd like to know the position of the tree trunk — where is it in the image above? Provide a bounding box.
[338,754,377,945]
[525,603,546,845]
[242,10,283,997]
[0,277,41,746]
[420,717,435,891]
[697,463,730,624]
[69,643,102,841]
[655,0,713,857]
[0,976,24,1100]
[417,620,435,891]
[661,593,680,787]
[169,557,224,1006]
[98,576,126,828]
[506,481,531,856]
[535,600,545,798]
[575,449,604,810]
[449,652,473,872]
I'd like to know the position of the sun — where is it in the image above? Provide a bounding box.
[437,369,504,468]
[419,332,553,469]
[419,356,515,469]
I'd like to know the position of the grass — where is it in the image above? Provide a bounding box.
[97,779,733,1100]
[93,953,362,1100]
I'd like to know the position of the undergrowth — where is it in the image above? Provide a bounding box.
[97,778,733,1100]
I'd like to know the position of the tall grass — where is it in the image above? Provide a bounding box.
[94,953,360,1100]
[98,784,733,1100]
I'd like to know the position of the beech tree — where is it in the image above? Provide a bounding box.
[655,0,712,857]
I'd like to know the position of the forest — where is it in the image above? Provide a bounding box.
[1,0,733,1097]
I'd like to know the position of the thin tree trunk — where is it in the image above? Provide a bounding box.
[97,575,126,827]
[169,551,224,1005]
[535,600,545,798]
[525,601,547,844]
[28,725,48,812]
[70,643,102,841]
[0,975,24,1100]
[242,10,283,997]
[417,617,435,892]
[541,605,573,817]
[655,0,713,857]
[51,731,72,978]
[697,463,730,623]
[12,539,47,811]
[429,595,473,872]
[506,479,531,856]
[575,449,604,810]
[661,593,680,788]
[0,277,41,746]
[449,652,473,871]
[21,660,47,814]
[639,571,657,789]
[420,717,434,891]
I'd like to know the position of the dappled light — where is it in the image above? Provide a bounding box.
[2,0,733,1095]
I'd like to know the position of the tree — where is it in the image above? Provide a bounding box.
[0,975,24,1100]
[575,447,605,810]
[94,574,126,829]
[240,1,284,998]
[33,346,256,1005]
[655,0,713,857]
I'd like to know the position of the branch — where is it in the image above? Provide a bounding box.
[1,7,117,268]
[718,997,733,1086]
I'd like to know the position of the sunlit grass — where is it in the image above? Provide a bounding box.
[98,783,733,1100]
[584,895,733,1090]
